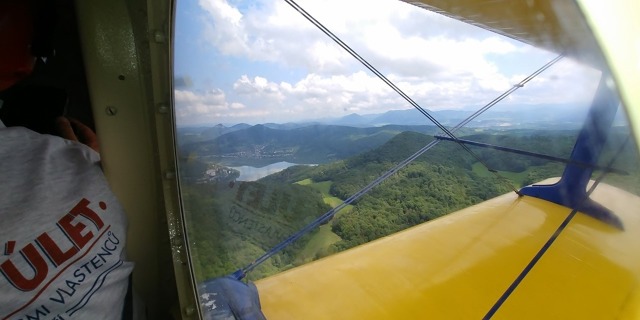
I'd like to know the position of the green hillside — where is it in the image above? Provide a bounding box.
[257,131,527,254]
[180,124,443,166]
[183,180,331,281]
[180,128,639,281]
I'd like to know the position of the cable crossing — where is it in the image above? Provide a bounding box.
[282,0,564,195]
[232,0,564,280]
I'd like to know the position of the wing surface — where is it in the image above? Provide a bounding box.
[256,183,640,319]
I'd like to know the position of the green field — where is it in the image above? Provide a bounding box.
[295,178,313,186]
[297,179,330,192]
[294,179,351,261]
[295,224,341,263]
[296,179,353,217]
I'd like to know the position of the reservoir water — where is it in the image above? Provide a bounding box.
[231,161,312,181]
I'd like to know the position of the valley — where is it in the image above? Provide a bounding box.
[177,122,638,282]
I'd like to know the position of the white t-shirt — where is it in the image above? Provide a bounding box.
[0,123,133,320]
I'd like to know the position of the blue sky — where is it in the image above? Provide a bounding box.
[174,0,602,126]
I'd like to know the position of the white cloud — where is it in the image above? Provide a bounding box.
[178,0,603,125]
[196,0,524,77]
[507,58,602,106]
[175,89,252,125]
[197,0,248,56]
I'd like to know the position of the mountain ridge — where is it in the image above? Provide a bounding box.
[179,124,448,166]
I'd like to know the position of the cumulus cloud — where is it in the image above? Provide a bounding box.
[174,89,251,124]
[197,0,248,56]
[196,0,522,77]
[175,0,602,125]
[506,58,602,106]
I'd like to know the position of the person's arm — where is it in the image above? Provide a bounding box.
[54,116,100,153]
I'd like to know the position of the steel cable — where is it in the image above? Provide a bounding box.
[233,0,564,279]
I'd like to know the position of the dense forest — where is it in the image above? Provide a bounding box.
[181,179,331,280]
[178,127,639,281]
[178,124,456,166]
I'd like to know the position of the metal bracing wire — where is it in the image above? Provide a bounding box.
[232,0,564,280]
[281,0,566,195]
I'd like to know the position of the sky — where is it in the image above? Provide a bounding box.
[173,0,602,126]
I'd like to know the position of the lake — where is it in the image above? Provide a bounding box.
[230,161,314,181]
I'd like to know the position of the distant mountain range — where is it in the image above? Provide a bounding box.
[319,104,592,128]
[178,124,452,166]
[175,102,631,167]
[176,123,251,145]
[178,104,603,138]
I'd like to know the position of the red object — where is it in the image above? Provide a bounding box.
[0,1,36,91]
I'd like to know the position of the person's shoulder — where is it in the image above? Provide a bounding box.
[1,124,100,164]
[0,124,132,320]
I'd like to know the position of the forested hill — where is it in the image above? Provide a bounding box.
[261,131,517,251]
[183,179,332,281]
[179,124,444,166]
[183,131,515,281]
[181,127,638,282]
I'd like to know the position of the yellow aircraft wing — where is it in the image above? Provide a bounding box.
[257,182,640,319]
